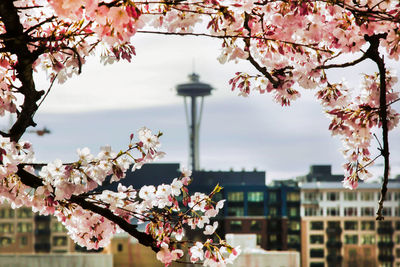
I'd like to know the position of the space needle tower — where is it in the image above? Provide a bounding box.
[177,73,213,171]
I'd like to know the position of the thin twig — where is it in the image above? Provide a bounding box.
[37,73,58,110]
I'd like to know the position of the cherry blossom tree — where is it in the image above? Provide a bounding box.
[0,0,399,265]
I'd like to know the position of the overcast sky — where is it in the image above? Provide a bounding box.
[10,33,400,183]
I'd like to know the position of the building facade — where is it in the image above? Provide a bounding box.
[300,182,400,267]
[0,204,78,253]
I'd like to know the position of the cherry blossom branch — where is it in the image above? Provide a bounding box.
[316,52,368,70]
[0,0,44,141]
[364,33,390,220]
[24,16,56,35]
[69,195,160,252]
[37,74,58,110]
[136,30,333,53]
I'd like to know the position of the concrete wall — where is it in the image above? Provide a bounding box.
[0,254,112,267]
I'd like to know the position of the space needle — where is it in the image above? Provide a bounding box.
[176,73,213,171]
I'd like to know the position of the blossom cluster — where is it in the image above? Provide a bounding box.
[0,127,238,264]
[319,71,399,189]
[84,166,240,266]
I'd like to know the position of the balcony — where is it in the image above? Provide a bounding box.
[378,241,394,248]
[378,255,394,262]
[35,229,51,235]
[34,215,50,222]
[377,227,394,235]
[34,243,51,252]
[326,241,342,248]
[326,254,343,262]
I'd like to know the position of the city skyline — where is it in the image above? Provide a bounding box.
[14,33,400,182]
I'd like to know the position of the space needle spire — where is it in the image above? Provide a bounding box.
[176,73,213,171]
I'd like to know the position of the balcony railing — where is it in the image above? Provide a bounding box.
[34,243,51,252]
[377,227,394,235]
[35,229,51,235]
[326,241,342,248]
[34,215,50,222]
[326,227,342,235]
[326,254,343,262]
[378,241,394,248]
[378,255,394,262]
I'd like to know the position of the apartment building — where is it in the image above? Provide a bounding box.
[300,181,400,267]
[0,203,79,253]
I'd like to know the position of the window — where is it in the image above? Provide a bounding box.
[394,192,400,201]
[361,221,375,230]
[250,220,262,231]
[344,235,358,244]
[117,243,123,252]
[248,192,265,216]
[17,223,32,233]
[327,221,340,228]
[248,200,264,216]
[327,207,340,216]
[361,234,375,245]
[248,192,263,202]
[326,192,339,201]
[269,192,277,202]
[310,221,323,230]
[288,207,299,217]
[348,248,357,259]
[361,207,374,216]
[385,192,392,201]
[304,192,321,202]
[396,235,400,244]
[395,207,400,217]
[379,221,392,228]
[0,223,14,233]
[288,235,300,244]
[17,208,32,218]
[344,221,358,230]
[228,192,243,202]
[344,207,357,216]
[53,236,67,247]
[396,248,400,258]
[227,207,244,217]
[382,207,392,216]
[52,222,67,233]
[0,208,14,219]
[305,207,322,216]
[229,220,242,232]
[310,249,324,258]
[0,237,14,247]
[19,236,28,247]
[344,192,357,201]
[269,234,277,242]
[287,192,300,202]
[378,234,392,243]
[361,192,374,201]
[310,263,324,267]
[269,207,277,216]
[396,221,400,230]
[288,221,300,231]
[310,235,324,244]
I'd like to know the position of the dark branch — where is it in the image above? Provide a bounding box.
[16,167,159,252]
[363,33,390,220]
[69,195,159,252]
[0,0,44,142]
